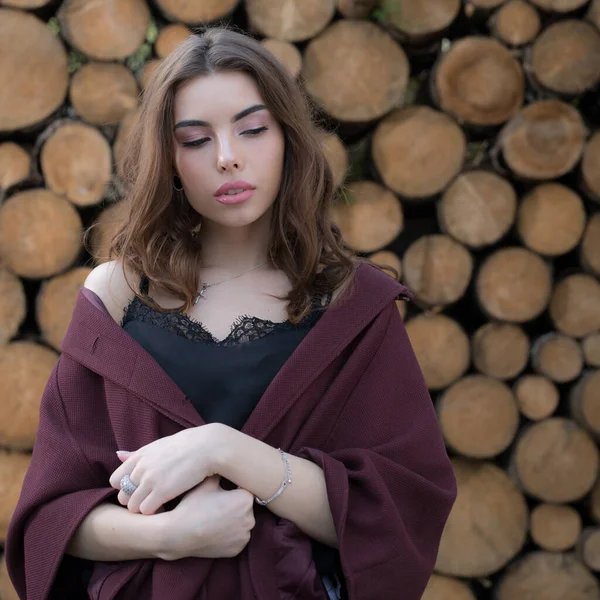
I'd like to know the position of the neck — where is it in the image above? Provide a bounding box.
[196,215,271,273]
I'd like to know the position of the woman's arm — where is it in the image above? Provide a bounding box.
[212,425,338,548]
[65,501,168,561]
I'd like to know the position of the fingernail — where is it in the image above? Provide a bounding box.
[116,450,130,455]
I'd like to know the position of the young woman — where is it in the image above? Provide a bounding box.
[5,27,456,600]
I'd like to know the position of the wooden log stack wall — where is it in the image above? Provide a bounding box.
[0,0,599,598]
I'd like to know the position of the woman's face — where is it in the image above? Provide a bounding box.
[172,71,285,230]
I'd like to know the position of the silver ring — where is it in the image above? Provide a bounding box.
[120,474,137,496]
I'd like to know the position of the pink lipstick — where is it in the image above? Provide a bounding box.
[214,180,255,205]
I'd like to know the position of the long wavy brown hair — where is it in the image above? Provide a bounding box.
[105,26,387,324]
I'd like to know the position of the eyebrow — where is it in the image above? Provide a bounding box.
[173,104,267,130]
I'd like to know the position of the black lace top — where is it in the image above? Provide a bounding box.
[120,275,333,430]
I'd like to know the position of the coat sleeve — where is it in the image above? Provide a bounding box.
[4,357,120,600]
[298,301,457,600]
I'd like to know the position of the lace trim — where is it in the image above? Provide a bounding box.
[121,292,331,346]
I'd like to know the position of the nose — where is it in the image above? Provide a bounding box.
[216,135,242,172]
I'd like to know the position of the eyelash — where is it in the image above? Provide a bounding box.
[182,127,269,148]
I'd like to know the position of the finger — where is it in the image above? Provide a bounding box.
[109,452,142,489]
[139,492,163,516]
[116,451,133,462]
[125,481,152,514]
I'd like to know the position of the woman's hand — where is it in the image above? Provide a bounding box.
[109,424,221,515]
[158,475,256,561]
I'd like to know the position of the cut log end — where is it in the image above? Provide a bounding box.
[570,370,600,438]
[336,0,379,19]
[319,132,349,190]
[246,0,334,41]
[373,106,466,199]
[156,0,239,24]
[530,0,592,12]
[40,121,112,207]
[0,551,20,599]
[436,459,528,577]
[0,189,82,279]
[90,199,130,265]
[421,574,477,600]
[70,62,139,127]
[438,375,520,458]
[0,8,68,133]
[382,0,461,43]
[472,322,529,379]
[580,213,600,277]
[517,183,586,256]
[514,375,560,421]
[577,528,600,572]
[530,503,582,551]
[500,100,588,181]
[550,274,600,338]
[476,247,552,323]
[302,20,410,122]
[532,333,584,383]
[260,39,303,79]
[529,20,600,95]
[438,170,517,248]
[0,143,31,192]
[0,342,59,450]
[405,314,470,390]
[512,418,599,502]
[434,36,525,126]
[582,332,600,367]
[490,0,541,47]
[0,267,26,346]
[496,551,600,600]
[368,250,403,281]
[582,130,600,204]
[403,234,473,307]
[155,24,192,59]
[37,267,92,351]
[58,0,150,61]
[331,181,403,253]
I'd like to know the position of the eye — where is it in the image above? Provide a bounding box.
[243,126,269,136]
[182,138,210,148]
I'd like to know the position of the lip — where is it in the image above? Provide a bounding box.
[214,180,255,196]
[215,189,255,205]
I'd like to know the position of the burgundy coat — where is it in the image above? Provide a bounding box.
[5,263,457,600]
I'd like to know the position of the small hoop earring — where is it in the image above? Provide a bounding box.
[173,174,184,192]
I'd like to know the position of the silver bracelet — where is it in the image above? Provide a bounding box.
[255,448,292,506]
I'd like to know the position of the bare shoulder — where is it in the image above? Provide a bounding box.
[83,260,140,325]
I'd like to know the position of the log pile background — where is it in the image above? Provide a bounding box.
[1,0,600,598]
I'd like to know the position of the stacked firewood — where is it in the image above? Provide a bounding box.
[1,1,599,598]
